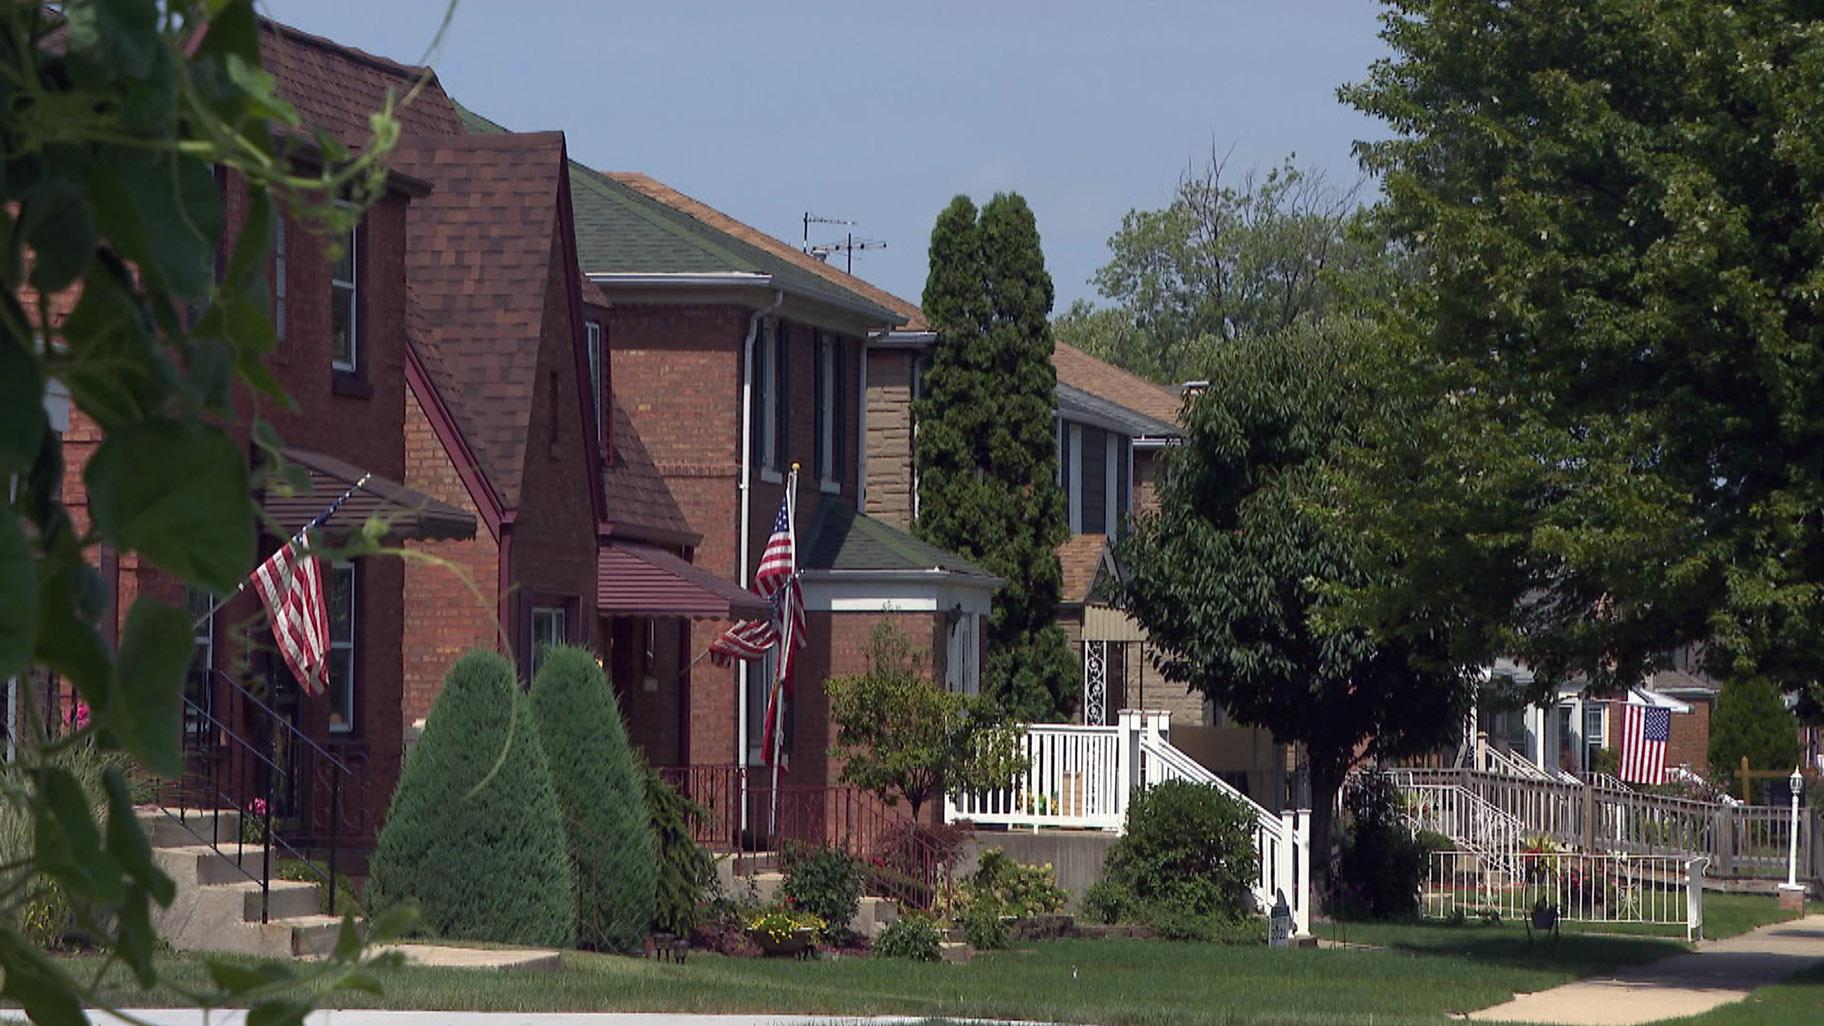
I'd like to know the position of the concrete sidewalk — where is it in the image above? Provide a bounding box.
[1468,913,1824,1025]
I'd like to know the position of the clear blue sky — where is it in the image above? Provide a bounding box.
[263,1,1393,311]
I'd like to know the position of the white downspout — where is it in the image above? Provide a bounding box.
[736,290,785,768]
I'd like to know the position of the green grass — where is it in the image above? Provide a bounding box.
[1335,891,1796,943]
[1653,966,1824,1025]
[72,930,1690,1026]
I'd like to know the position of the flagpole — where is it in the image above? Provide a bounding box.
[769,464,799,838]
[191,472,373,631]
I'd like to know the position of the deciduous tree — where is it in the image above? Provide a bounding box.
[916,194,1076,719]
[826,623,1022,820]
[1119,318,1477,888]
[1337,1,1824,702]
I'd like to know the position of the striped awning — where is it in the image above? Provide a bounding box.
[597,543,770,620]
[263,448,476,543]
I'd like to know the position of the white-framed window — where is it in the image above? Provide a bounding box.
[327,563,356,733]
[330,219,358,372]
[531,605,567,677]
[184,586,215,731]
[585,320,604,441]
[946,611,981,695]
[274,217,287,345]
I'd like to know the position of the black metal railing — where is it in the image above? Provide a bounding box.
[155,671,353,924]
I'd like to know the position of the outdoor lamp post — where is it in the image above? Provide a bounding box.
[1780,767,1804,906]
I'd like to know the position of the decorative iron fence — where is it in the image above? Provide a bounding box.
[1424,849,1707,940]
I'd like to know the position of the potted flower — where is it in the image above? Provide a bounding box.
[745,906,824,958]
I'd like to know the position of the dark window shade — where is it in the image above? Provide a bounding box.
[1082,426,1107,535]
[1060,423,1072,512]
[1116,436,1131,538]
[813,333,827,479]
[833,340,846,481]
[775,324,791,470]
[752,326,770,468]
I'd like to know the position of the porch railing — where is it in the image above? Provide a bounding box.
[658,764,950,911]
[155,671,353,923]
[946,710,1312,934]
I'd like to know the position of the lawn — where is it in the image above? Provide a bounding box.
[1654,965,1824,1025]
[76,929,1692,1026]
[1321,891,1799,947]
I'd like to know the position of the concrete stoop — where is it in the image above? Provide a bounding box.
[139,808,345,958]
[725,858,903,937]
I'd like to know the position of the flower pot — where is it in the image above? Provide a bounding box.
[747,927,816,958]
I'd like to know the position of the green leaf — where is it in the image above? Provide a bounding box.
[247,1000,312,1026]
[85,418,254,593]
[58,263,172,431]
[36,765,125,906]
[33,559,113,713]
[0,338,48,473]
[104,769,176,905]
[332,914,362,960]
[206,958,294,993]
[21,179,96,294]
[0,510,35,682]
[88,151,224,301]
[114,883,158,987]
[0,927,87,1026]
[112,597,195,777]
[62,0,159,79]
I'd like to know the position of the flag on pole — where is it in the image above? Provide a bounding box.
[247,474,366,695]
[1618,702,1672,785]
[706,484,806,768]
[251,542,330,694]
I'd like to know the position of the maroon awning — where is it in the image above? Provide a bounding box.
[597,543,769,620]
[263,448,477,543]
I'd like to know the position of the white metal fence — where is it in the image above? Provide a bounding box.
[1424,850,1707,940]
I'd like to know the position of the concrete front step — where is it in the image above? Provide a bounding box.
[221,878,323,921]
[137,808,246,850]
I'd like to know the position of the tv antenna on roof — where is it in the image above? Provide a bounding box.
[802,212,886,274]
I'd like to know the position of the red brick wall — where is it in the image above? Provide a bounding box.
[504,236,601,680]
[401,385,500,724]
[609,303,746,764]
[792,610,945,790]
[1667,698,1714,774]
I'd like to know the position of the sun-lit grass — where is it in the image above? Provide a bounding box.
[69,929,1693,1026]
[1650,965,1824,1026]
[1326,891,1797,946]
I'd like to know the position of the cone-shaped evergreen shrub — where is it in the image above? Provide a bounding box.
[530,645,657,951]
[367,649,576,947]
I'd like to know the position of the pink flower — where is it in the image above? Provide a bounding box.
[65,701,90,732]
[248,798,269,818]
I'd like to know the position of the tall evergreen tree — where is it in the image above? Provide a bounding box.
[916,194,1075,720]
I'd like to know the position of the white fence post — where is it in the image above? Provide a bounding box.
[1687,857,1708,941]
[1291,808,1311,935]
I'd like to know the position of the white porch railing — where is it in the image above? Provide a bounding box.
[1401,782,1525,874]
[946,710,1311,934]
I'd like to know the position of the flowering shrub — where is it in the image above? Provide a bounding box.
[240,797,270,845]
[779,845,862,938]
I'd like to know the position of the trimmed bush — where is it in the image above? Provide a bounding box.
[1103,779,1258,921]
[530,645,658,952]
[1080,879,1136,925]
[780,844,863,939]
[368,649,576,947]
[874,913,943,961]
[640,756,714,937]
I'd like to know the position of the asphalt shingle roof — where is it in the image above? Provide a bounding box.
[390,132,570,508]
[1057,381,1180,439]
[802,501,997,581]
[456,102,902,324]
[263,19,464,147]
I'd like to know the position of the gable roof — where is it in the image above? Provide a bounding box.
[1052,342,1184,429]
[606,173,929,331]
[389,132,572,508]
[454,102,903,327]
[261,19,464,148]
[1057,534,1111,605]
[802,501,997,582]
[1057,381,1180,439]
[602,401,697,545]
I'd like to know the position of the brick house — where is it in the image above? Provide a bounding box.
[547,163,1000,792]
[51,22,482,851]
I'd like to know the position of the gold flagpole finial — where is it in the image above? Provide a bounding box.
[790,461,800,472]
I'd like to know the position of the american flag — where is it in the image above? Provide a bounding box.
[708,491,806,768]
[1618,703,1672,785]
[248,475,364,695]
